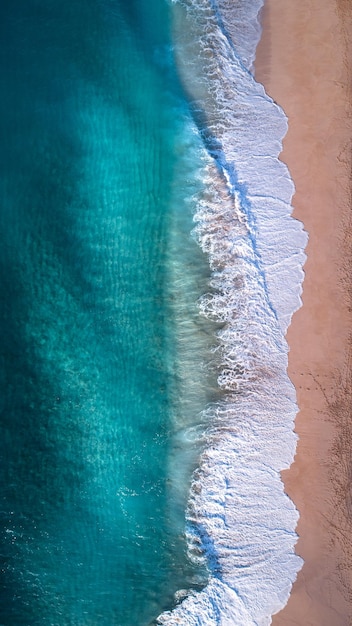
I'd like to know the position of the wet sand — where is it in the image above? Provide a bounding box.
[255,1,352,624]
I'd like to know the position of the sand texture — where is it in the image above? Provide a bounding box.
[255,1,352,624]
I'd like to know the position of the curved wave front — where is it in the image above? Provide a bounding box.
[157,0,307,624]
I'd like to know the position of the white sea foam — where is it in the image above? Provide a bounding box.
[209,0,265,72]
[158,0,307,623]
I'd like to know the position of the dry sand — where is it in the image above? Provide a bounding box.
[255,1,352,624]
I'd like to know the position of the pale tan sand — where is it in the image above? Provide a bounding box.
[255,1,352,624]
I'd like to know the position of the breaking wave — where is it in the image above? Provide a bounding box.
[157,0,307,623]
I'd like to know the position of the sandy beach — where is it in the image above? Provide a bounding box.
[255,1,352,624]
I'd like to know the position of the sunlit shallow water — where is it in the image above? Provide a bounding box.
[0,1,215,624]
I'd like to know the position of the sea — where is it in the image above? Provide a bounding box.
[0,0,307,624]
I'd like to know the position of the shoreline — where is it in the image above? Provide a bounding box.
[255,1,352,624]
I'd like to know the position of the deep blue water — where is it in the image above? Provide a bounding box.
[0,1,213,624]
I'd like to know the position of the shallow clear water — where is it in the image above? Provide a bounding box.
[0,1,214,624]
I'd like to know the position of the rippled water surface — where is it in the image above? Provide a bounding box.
[0,1,214,624]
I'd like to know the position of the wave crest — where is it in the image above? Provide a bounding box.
[158,0,307,623]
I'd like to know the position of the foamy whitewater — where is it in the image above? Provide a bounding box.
[157,0,307,624]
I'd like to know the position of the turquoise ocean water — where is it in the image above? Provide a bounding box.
[0,1,217,624]
[0,0,308,624]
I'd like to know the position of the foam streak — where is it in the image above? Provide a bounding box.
[158,0,307,623]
